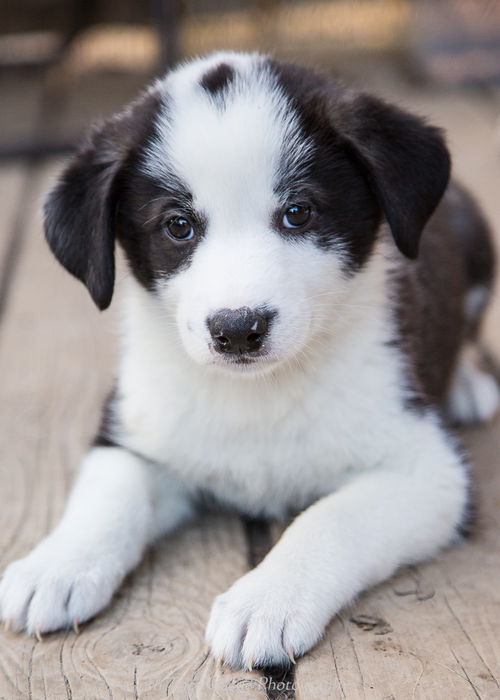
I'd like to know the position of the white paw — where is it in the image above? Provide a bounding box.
[447,358,500,425]
[206,567,327,669]
[0,538,124,635]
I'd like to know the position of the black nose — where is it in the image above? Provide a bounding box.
[207,307,273,354]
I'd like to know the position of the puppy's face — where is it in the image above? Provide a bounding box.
[119,56,381,373]
[44,52,450,376]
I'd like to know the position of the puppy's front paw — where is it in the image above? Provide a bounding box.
[0,539,124,636]
[206,567,327,669]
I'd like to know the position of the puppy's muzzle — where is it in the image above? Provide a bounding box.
[207,307,275,355]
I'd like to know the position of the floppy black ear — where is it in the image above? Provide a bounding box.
[44,89,161,310]
[334,93,451,259]
[44,121,127,310]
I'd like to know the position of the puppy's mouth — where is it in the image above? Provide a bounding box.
[229,356,257,365]
[214,351,267,366]
[210,348,281,375]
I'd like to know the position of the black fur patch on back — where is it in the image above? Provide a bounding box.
[200,63,235,97]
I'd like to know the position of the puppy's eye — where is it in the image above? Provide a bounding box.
[165,216,195,241]
[282,204,311,229]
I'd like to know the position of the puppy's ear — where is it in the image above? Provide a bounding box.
[334,93,451,259]
[44,90,160,310]
[44,122,124,310]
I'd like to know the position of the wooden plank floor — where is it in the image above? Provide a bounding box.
[0,84,500,699]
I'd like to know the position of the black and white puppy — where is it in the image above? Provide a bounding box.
[1,51,498,669]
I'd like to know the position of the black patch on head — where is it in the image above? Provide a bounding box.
[115,170,206,291]
[200,62,235,97]
[45,55,450,307]
[44,89,162,309]
[268,58,450,271]
[269,60,382,272]
[44,84,206,303]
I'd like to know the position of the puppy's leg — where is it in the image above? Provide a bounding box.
[0,446,193,635]
[206,420,468,669]
[446,342,499,425]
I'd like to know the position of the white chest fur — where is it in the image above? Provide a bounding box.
[115,260,407,518]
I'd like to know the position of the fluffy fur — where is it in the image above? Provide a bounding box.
[1,51,498,669]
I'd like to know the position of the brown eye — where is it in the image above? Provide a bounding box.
[282,204,311,229]
[165,216,195,241]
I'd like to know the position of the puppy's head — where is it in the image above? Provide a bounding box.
[45,52,450,375]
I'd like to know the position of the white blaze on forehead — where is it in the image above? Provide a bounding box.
[143,52,312,218]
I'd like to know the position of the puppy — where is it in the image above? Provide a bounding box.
[1,51,498,669]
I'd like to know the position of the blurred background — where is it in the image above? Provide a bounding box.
[1,0,500,158]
